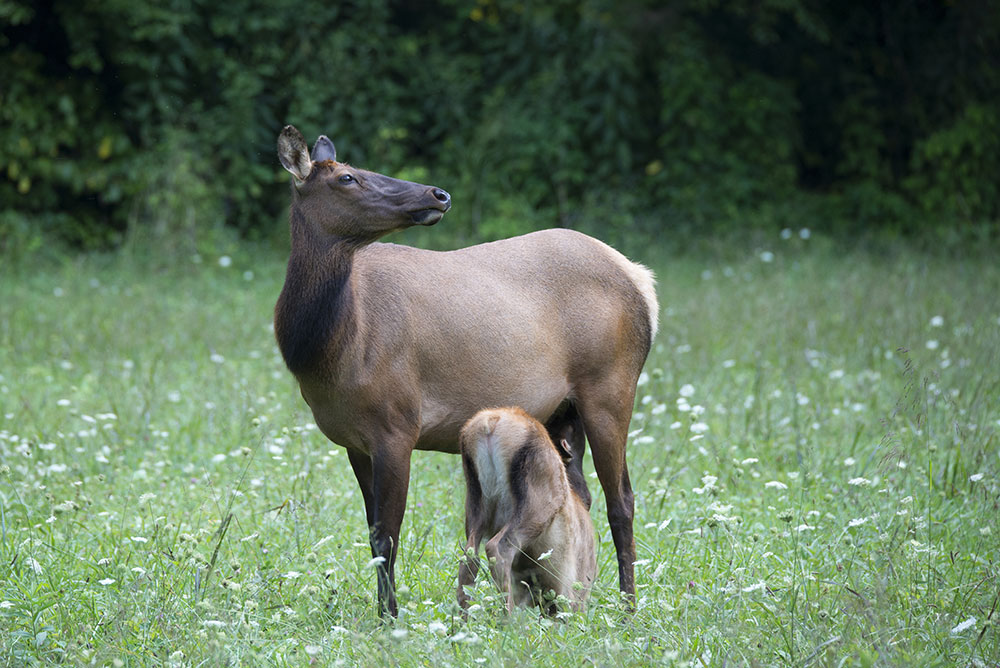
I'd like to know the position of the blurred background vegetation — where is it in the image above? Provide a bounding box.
[1,0,998,260]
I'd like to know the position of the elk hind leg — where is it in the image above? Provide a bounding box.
[578,387,637,606]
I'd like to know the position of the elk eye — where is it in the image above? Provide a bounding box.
[338,174,355,184]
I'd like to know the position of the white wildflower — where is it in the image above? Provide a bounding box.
[313,535,336,550]
[929,315,944,327]
[692,474,718,495]
[848,477,871,486]
[969,473,984,482]
[950,617,977,635]
[679,384,695,398]
[764,481,787,490]
[217,255,232,268]
[98,578,115,586]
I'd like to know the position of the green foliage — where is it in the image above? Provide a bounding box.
[649,26,800,226]
[908,103,1000,223]
[1,0,999,255]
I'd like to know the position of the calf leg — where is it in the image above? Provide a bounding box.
[456,532,480,610]
[484,528,519,614]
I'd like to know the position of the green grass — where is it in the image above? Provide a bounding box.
[1,235,998,666]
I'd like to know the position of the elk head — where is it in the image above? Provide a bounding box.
[277,125,451,242]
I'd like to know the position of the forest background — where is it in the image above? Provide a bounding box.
[2,0,998,259]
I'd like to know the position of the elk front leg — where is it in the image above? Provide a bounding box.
[348,442,413,617]
[348,449,376,531]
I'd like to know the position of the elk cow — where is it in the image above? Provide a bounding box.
[457,407,596,614]
[275,125,657,616]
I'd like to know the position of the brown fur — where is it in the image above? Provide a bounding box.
[457,408,596,614]
[275,126,657,616]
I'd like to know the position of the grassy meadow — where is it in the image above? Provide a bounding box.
[1,233,998,666]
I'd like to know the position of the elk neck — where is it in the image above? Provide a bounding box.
[274,205,361,378]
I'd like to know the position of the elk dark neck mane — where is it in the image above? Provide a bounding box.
[274,206,358,377]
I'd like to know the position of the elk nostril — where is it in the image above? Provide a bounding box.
[432,188,451,204]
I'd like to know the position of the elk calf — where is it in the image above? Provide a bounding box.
[457,407,596,614]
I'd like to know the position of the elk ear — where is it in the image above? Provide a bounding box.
[277,125,312,181]
[556,438,573,461]
[311,135,337,163]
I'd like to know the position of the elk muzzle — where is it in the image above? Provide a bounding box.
[409,188,451,226]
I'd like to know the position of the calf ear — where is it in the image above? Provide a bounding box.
[311,135,337,162]
[556,438,573,461]
[278,125,312,181]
